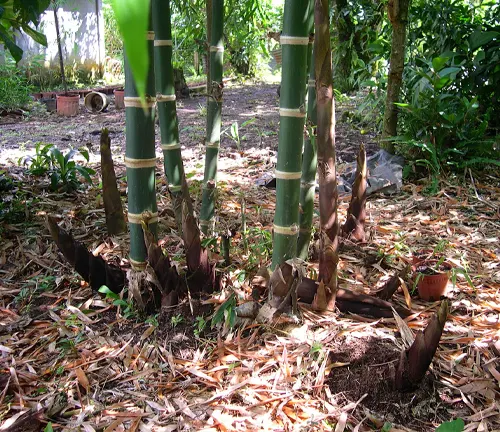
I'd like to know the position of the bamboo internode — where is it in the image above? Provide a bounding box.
[152,0,190,231]
[124,12,158,265]
[271,0,313,268]
[200,0,224,233]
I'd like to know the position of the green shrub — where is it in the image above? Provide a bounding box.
[396,56,498,177]
[0,59,33,111]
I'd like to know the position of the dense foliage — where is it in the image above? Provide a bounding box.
[334,0,499,178]
[0,56,32,110]
[0,0,49,62]
[396,0,499,176]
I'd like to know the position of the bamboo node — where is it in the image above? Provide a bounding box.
[273,224,299,235]
[161,143,181,151]
[275,170,302,180]
[157,94,176,102]
[124,156,157,169]
[124,97,156,108]
[280,35,309,45]
[210,45,224,52]
[127,212,158,225]
[308,79,316,87]
[203,180,217,189]
[205,141,220,149]
[279,108,306,118]
[154,39,173,46]
[129,258,147,271]
[200,219,215,228]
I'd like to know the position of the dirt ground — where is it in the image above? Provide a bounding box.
[0,80,499,431]
[0,80,376,170]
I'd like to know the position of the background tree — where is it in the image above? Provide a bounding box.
[331,0,385,93]
[52,1,67,94]
[381,0,411,152]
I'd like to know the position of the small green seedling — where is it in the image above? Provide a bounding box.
[50,147,95,192]
[99,285,136,319]
[170,314,184,328]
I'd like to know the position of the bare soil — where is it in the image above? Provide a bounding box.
[328,337,469,430]
[0,80,377,167]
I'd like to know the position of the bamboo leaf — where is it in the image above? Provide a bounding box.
[111,0,150,103]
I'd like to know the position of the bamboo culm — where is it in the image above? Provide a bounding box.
[152,0,193,230]
[200,0,224,234]
[271,0,313,268]
[124,15,157,269]
[297,8,317,260]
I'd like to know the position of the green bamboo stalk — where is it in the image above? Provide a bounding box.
[200,0,224,234]
[271,0,313,268]
[297,7,317,260]
[152,0,192,229]
[124,14,157,270]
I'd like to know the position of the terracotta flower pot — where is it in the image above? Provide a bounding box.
[114,89,125,109]
[56,94,80,117]
[416,260,452,301]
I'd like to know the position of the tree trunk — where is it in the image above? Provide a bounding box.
[381,0,410,153]
[313,0,340,311]
[297,6,317,260]
[271,0,312,268]
[100,129,126,235]
[331,0,354,93]
[152,0,194,232]
[200,0,224,234]
[124,12,157,269]
[53,4,67,95]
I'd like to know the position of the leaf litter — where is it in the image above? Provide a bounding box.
[0,82,499,431]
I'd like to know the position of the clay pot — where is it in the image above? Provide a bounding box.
[56,94,80,116]
[416,260,452,301]
[114,89,125,109]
